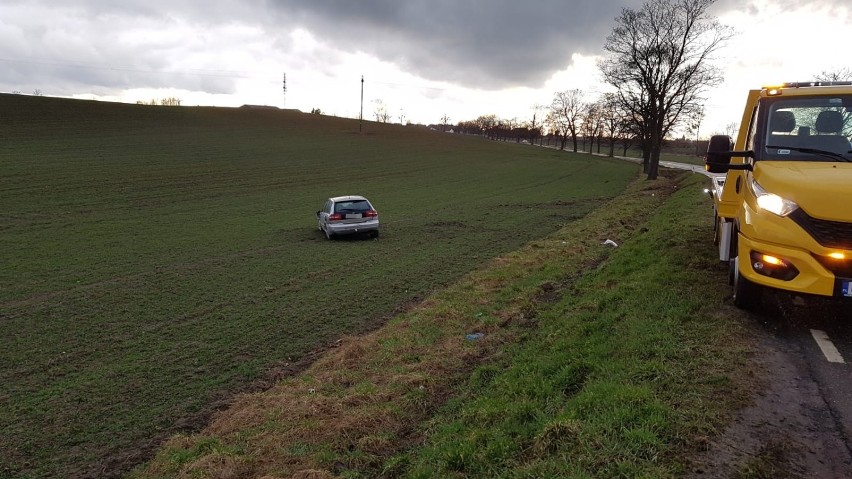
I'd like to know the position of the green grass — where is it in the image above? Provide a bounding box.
[131,172,755,479]
[0,94,637,478]
[395,174,752,478]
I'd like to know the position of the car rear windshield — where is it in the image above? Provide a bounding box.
[334,200,371,213]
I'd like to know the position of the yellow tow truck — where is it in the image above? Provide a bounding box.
[706,82,852,310]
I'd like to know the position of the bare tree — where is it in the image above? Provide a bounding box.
[616,87,654,163]
[815,68,852,82]
[814,68,852,136]
[440,114,451,131]
[599,93,627,157]
[599,0,732,179]
[547,89,586,151]
[32,89,43,96]
[475,114,499,138]
[527,104,545,145]
[496,117,519,142]
[687,105,705,155]
[580,102,605,153]
[372,99,391,123]
[160,97,182,106]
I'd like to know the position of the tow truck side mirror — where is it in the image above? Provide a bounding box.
[705,135,754,173]
[705,135,733,173]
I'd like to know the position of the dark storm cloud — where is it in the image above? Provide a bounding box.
[266,0,645,89]
[271,0,847,90]
[3,0,850,96]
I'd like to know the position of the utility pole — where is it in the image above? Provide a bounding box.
[282,72,287,107]
[360,75,364,133]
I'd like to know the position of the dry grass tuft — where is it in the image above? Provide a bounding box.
[162,434,196,452]
[323,336,372,369]
[532,419,583,456]
[289,469,337,479]
[179,451,251,479]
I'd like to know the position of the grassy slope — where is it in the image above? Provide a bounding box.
[0,94,637,478]
[133,172,756,478]
[401,174,753,478]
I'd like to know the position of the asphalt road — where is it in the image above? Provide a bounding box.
[660,157,852,473]
[771,296,852,457]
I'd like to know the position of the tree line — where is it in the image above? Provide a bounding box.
[454,91,639,159]
[452,0,730,180]
[451,0,852,180]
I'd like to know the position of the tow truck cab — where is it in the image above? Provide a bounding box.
[706,82,852,309]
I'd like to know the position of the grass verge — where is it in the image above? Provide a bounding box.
[132,170,755,478]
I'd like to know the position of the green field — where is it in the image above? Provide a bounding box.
[133,170,756,478]
[0,94,638,478]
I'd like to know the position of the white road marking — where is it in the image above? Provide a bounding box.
[810,329,846,364]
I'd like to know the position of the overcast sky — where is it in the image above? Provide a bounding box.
[1,0,850,135]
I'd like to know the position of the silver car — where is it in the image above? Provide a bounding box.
[316,195,380,239]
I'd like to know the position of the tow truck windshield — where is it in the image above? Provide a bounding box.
[762,95,852,161]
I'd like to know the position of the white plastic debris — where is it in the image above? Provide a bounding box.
[602,239,618,247]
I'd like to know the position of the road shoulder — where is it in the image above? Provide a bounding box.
[686,322,852,478]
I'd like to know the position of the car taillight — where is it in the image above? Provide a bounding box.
[329,213,344,221]
[364,210,378,218]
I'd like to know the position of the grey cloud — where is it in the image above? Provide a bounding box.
[266,0,646,89]
[4,0,850,97]
[0,0,269,95]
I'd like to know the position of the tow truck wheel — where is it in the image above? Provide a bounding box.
[732,255,762,311]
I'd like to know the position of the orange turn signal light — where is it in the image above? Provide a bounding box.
[760,254,785,266]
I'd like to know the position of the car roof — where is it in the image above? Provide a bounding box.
[329,195,369,202]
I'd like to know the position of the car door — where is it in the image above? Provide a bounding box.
[318,200,331,231]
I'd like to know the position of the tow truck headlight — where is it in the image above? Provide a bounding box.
[752,180,798,217]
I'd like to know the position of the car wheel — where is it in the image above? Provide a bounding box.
[369,230,379,239]
[732,255,762,311]
[324,227,335,240]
